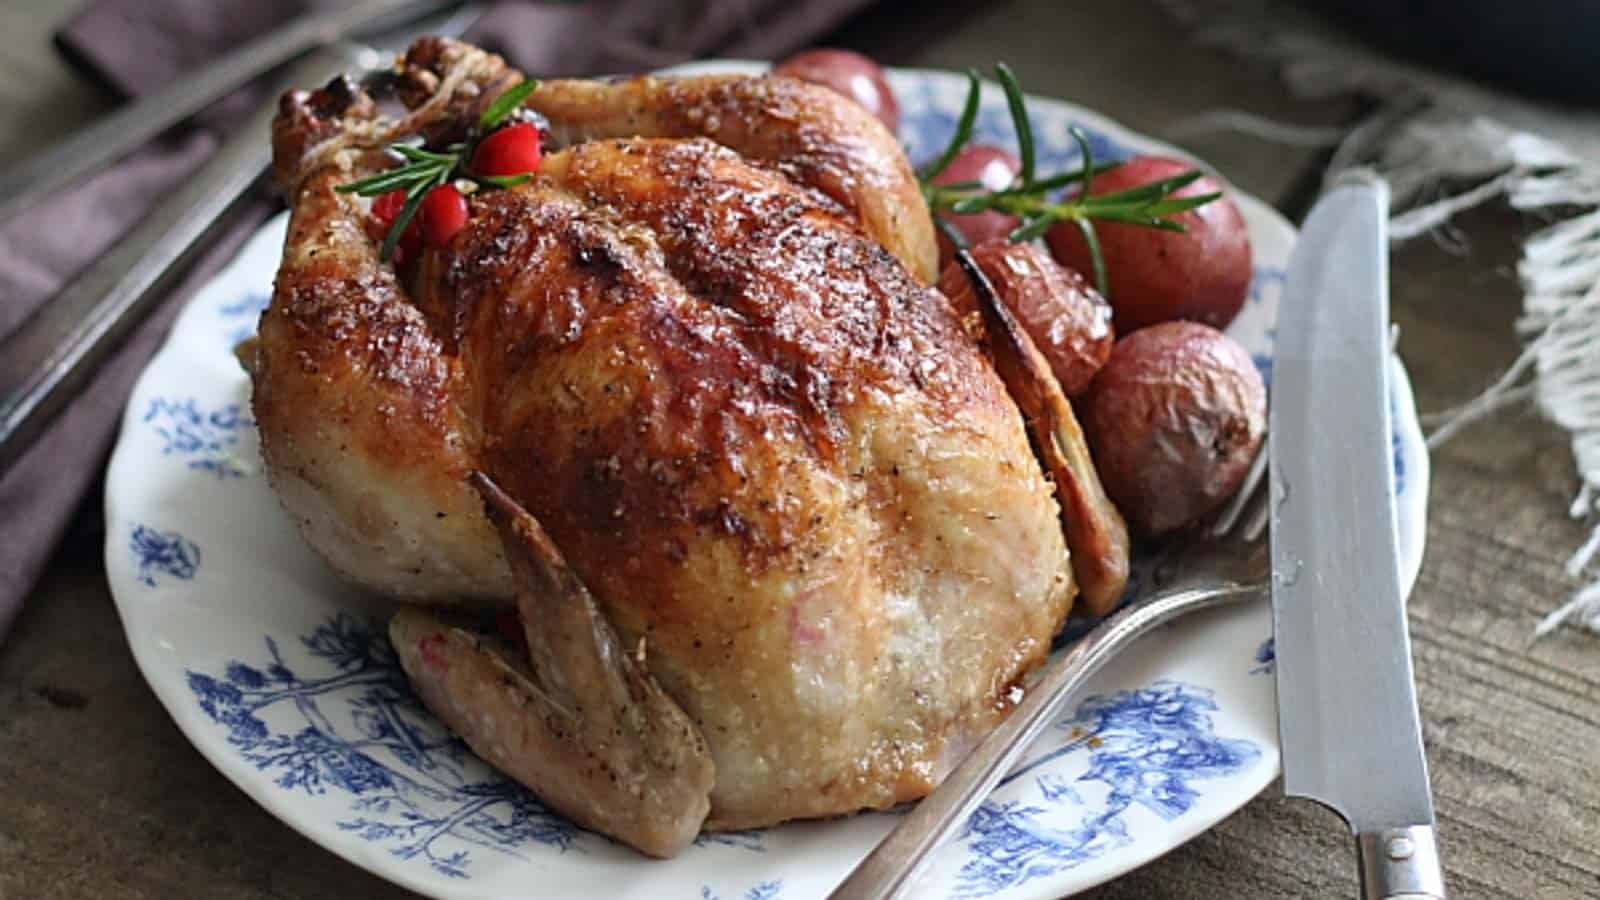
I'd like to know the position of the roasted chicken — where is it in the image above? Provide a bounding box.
[251,37,1125,856]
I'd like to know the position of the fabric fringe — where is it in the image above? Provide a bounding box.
[1161,0,1600,636]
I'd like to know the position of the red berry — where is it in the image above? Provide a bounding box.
[419,184,469,247]
[372,189,407,226]
[368,188,426,263]
[472,122,542,177]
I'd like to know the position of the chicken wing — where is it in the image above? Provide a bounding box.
[393,473,714,858]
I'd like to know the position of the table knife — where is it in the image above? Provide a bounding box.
[1268,169,1446,899]
[0,5,484,478]
[0,0,462,226]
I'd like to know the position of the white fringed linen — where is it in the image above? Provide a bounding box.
[1161,0,1600,635]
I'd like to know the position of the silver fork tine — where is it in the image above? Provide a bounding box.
[1236,466,1270,543]
[1209,445,1269,540]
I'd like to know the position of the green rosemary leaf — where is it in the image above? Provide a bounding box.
[1138,191,1221,217]
[925,180,982,210]
[347,172,416,194]
[917,69,982,183]
[476,172,534,189]
[947,195,995,215]
[995,63,1034,187]
[1069,126,1096,203]
[1007,215,1055,244]
[1086,210,1189,232]
[379,171,445,263]
[1023,161,1122,193]
[391,144,457,164]
[1070,198,1176,218]
[335,162,437,196]
[478,79,540,131]
[1084,170,1204,206]
[1074,217,1109,298]
[911,65,1223,279]
[1143,218,1190,233]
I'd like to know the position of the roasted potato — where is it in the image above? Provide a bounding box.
[1081,321,1265,536]
[1047,156,1252,335]
[772,48,899,132]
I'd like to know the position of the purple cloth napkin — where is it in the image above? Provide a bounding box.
[0,0,874,642]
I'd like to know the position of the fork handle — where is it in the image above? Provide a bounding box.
[828,580,1265,900]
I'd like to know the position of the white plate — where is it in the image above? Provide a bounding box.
[104,66,1429,900]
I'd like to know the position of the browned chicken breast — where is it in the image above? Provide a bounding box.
[252,37,1112,851]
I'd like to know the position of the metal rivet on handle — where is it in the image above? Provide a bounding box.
[1387,836,1416,860]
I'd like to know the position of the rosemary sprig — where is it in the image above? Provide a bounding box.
[336,78,540,261]
[917,69,982,192]
[995,64,1034,186]
[917,65,1220,298]
[379,164,450,262]
[478,79,539,131]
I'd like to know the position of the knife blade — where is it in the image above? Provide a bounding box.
[1268,169,1446,899]
[0,0,462,226]
[0,5,484,478]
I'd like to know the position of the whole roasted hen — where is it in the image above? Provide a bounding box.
[252,38,1126,857]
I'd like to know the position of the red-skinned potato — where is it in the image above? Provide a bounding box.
[938,238,1113,396]
[930,145,1021,270]
[1047,156,1252,335]
[1081,321,1264,537]
[772,49,899,133]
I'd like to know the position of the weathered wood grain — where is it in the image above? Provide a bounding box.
[2,2,1597,899]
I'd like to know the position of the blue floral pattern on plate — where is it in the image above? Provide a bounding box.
[129,525,200,587]
[955,681,1259,897]
[186,614,578,878]
[180,611,1257,890]
[1251,638,1276,676]
[143,397,252,478]
[219,290,270,347]
[702,880,783,900]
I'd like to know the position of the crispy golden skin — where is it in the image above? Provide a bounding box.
[524,74,939,284]
[256,38,1075,839]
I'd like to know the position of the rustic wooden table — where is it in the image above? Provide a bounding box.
[3,2,1597,898]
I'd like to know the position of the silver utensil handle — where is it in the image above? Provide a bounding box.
[1358,826,1447,899]
[0,48,355,478]
[828,580,1262,900]
[0,0,453,225]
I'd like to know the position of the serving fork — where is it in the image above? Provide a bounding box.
[830,447,1271,900]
